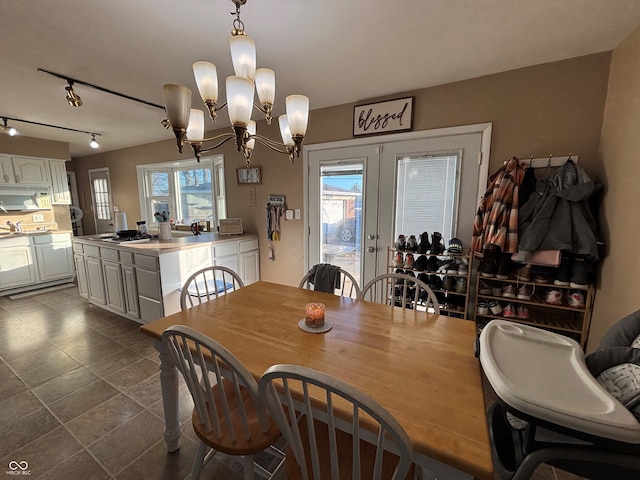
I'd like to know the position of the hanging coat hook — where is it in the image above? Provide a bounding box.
[547,154,553,167]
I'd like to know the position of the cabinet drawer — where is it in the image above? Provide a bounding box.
[32,234,52,245]
[120,251,134,265]
[213,242,238,257]
[0,236,31,248]
[136,268,161,300]
[73,242,84,254]
[139,297,163,322]
[239,238,258,253]
[101,247,119,262]
[84,244,101,257]
[135,253,158,270]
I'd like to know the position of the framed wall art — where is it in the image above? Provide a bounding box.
[236,166,261,185]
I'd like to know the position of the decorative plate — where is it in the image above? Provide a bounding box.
[298,318,333,334]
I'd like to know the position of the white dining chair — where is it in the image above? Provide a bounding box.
[179,265,244,310]
[359,272,440,315]
[161,325,285,480]
[298,264,361,298]
[259,364,413,480]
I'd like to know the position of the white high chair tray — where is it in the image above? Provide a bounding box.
[480,320,640,444]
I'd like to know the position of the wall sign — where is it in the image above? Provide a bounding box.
[236,166,261,185]
[353,97,414,136]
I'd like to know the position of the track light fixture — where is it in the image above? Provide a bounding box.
[1,118,18,136]
[0,115,101,150]
[162,0,309,165]
[65,81,83,107]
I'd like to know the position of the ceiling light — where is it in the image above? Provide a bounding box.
[162,0,309,165]
[89,134,100,149]
[65,81,83,107]
[1,118,18,136]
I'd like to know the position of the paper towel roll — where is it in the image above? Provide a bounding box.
[115,212,128,231]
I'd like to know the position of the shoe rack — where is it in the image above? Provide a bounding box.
[472,262,595,350]
[387,246,472,318]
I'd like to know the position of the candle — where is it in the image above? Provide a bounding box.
[305,303,325,327]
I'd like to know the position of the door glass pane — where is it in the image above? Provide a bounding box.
[395,154,459,239]
[320,164,363,287]
[175,167,213,224]
[92,177,111,220]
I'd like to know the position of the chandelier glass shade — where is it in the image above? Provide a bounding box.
[162,0,309,165]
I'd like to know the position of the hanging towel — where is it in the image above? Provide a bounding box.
[306,264,341,293]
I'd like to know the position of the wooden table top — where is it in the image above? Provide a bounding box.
[140,281,493,479]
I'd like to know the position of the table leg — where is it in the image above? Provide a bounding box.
[155,339,182,452]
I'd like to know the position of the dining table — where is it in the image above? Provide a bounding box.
[140,281,494,480]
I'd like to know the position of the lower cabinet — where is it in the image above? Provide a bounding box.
[122,265,139,318]
[102,260,126,313]
[33,234,74,282]
[85,256,106,305]
[74,253,89,299]
[0,238,37,289]
[213,238,260,285]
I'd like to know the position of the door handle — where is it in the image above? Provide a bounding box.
[367,234,376,240]
[367,246,376,253]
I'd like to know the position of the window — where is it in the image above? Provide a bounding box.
[137,156,226,226]
[395,153,460,239]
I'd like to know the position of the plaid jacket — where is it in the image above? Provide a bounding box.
[471,157,525,254]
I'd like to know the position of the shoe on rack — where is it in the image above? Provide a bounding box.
[455,277,467,293]
[457,259,469,276]
[515,264,532,282]
[442,275,454,291]
[516,305,530,320]
[426,255,439,272]
[446,237,464,255]
[489,301,503,315]
[393,253,404,268]
[414,255,428,272]
[532,265,555,284]
[395,234,406,251]
[544,289,563,305]
[404,253,415,269]
[502,284,516,298]
[478,280,492,295]
[417,232,431,254]
[430,232,445,254]
[496,254,512,280]
[429,274,443,291]
[479,257,497,277]
[437,259,453,274]
[417,272,429,284]
[503,303,517,318]
[447,261,459,275]
[554,252,572,286]
[567,290,585,309]
[516,284,533,301]
[477,302,489,315]
[406,235,418,252]
[490,285,503,297]
[570,256,590,288]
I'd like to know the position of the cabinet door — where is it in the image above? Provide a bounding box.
[35,242,74,281]
[49,160,71,204]
[122,265,140,318]
[74,254,89,299]
[215,254,239,274]
[85,256,106,304]
[12,157,49,184]
[102,260,125,313]
[0,247,37,288]
[0,155,15,184]
[240,250,260,285]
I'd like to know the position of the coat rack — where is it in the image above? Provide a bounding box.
[516,154,579,168]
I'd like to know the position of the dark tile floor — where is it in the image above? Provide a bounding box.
[0,285,586,479]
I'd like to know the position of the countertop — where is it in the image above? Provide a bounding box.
[0,229,73,239]
[72,232,258,255]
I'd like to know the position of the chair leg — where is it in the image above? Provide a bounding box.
[191,441,208,480]
[244,455,255,480]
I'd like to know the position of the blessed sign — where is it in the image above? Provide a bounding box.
[353,97,414,136]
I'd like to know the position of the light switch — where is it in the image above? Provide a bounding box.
[248,187,256,207]
[295,209,301,220]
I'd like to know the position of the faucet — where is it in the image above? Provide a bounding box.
[15,221,23,233]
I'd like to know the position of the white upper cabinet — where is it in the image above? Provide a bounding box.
[0,156,16,184]
[49,159,71,204]
[11,156,50,185]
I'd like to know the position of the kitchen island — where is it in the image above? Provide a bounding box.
[72,232,259,323]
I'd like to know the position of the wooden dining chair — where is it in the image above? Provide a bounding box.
[359,272,440,315]
[161,325,285,480]
[298,264,361,298]
[258,364,414,480]
[179,265,245,310]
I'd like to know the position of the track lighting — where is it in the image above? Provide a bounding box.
[1,118,18,136]
[90,134,100,149]
[65,81,83,107]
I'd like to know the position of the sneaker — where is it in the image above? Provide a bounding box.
[570,256,589,288]
[393,252,404,268]
[478,280,492,295]
[532,265,555,284]
[516,284,533,300]
[502,284,516,298]
[437,260,453,274]
[567,291,585,309]
[417,232,431,254]
[515,264,532,282]
[428,274,443,291]
[544,289,563,305]
[442,276,454,291]
[478,257,497,277]
[406,235,418,252]
[516,305,530,320]
[477,302,489,315]
[554,253,572,286]
[395,234,406,251]
[496,255,512,279]
[503,303,517,318]
[414,255,428,272]
[490,285,503,297]
[489,301,503,315]
[426,256,439,272]
[455,277,467,293]
[404,253,415,269]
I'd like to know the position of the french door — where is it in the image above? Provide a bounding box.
[305,124,491,288]
[88,167,115,234]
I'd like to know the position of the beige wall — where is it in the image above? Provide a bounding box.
[588,25,640,351]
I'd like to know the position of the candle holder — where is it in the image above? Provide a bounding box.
[305,303,325,327]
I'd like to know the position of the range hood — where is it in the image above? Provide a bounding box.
[0,186,52,211]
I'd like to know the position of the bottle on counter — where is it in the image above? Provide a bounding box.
[136,221,148,236]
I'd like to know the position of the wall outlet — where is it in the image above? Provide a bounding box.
[32,214,44,222]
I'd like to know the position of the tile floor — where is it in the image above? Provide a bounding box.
[0,284,586,479]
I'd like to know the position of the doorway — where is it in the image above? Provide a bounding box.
[305,123,492,288]
[88,167,115,234]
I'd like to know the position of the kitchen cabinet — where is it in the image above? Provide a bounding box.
[74,253,89,299]
[11,156,50,185]
[49,160,71,205]
[213,241,240,273]
[102,259,125,313]
[122,265,139,318]
[33,233,74,282]
[213,237,260,285]
[0,237,37,289]
[85,255,106,305]
[0,155,16,184]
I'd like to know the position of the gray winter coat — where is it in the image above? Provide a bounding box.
[518,160,601,259]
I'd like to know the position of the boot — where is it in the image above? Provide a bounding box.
[570,256,590,288]
[554,252,572,286]
[417,232,431,254]
[478,243,501,278]
[430,232,445,254]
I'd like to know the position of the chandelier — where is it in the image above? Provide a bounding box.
[163,0,309,166]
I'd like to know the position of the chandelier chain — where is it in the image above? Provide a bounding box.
[231,0,246,34]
